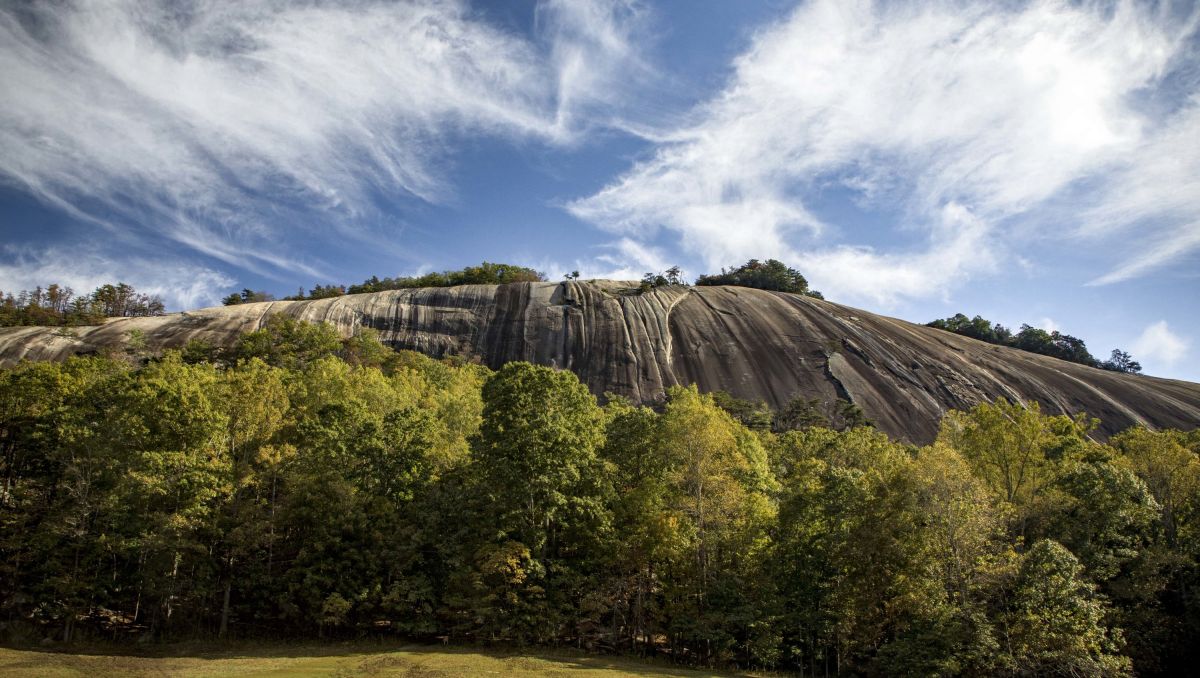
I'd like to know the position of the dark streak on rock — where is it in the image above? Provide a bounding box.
[1,280,1197,443]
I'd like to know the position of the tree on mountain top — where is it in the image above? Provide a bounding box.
[695,259,823,298]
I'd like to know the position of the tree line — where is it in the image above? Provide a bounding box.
[2,316,1197,675]
[608,259,827,298]
[224,262,547,305]
[927,313,1143,373]
[0,283,165,327]
[694,258,824,298]
[227,259,825,304]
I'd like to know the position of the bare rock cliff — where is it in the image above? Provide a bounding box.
[1,280,1197,443]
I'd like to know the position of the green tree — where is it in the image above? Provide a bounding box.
[305,284,346,300]
[223,289,275,305]
[473,362,606,554]
[0,312,1189,673]
[0,357,130,639]
[1005,540,1131,676]
[90,283,165,317]
[212,358,289,638]
[926,313,1014,345]
[656,386,776,665]
[597,397,677,653]
[109,355,230,636]
[913,444,1011,610]
[771,427,941,673]
[346,262,545,294]
[1100,349,1142,374]
[709,391,773,431]
[1109,427,1200,672]
[695,259,822,297]
[1112,427,1200,550]
[235,314,342,369]
[1014,324,1097,366]
[0,282,159,326]
[938,398,1094,540]
[459,362,609,642]
[772,396,829,432]
[870,444,1016,676]
[339,327,394,370]
[1041,458,1158,582]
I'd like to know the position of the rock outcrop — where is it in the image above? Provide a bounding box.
[1,280,1197,443]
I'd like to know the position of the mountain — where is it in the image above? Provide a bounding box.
[1,280,1197,442]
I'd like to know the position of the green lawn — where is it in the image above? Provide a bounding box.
[0,643,748,677]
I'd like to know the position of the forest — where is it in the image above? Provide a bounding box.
[0,283,164,327]
[1,315,1198,676]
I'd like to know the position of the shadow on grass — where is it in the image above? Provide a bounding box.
[1,640,744,676]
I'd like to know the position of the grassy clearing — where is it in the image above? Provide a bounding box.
[0,642,747,677]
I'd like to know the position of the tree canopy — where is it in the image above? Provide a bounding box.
[1,282,164,326]
[927,313,1142,373]
[695,259,823,298]
[221,289,275,306]
[1,320,1197,675]
[347,262,546,295]
[219,263,547,304]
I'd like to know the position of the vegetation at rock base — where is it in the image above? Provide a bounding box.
[0,283,164,326]
[2,315,1198,676]
[710,391,870,433]
[927,312,1142,373]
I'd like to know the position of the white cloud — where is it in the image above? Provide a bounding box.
[795,201,997,305]
[537,0,653,136]
[589,237,674,280]
[537,237,674,281]
[1132,320,1190,367]
[0,0,646,280]
[0,246,233,310]
[1088,224,1200,286]
[567,0,1198,305]
[1084,98,1200,285]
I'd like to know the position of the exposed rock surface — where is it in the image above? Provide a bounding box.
[1,281,1197,443]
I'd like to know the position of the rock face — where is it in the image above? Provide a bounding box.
[1,280,1197,443]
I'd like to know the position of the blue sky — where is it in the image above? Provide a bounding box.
[1,0,1198,381]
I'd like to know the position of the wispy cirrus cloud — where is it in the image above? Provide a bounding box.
[537,0,653,136]
[0,0,648,282]
[584,237,674,280]
[568,0,1200,305]
[794,202,999,304]
[0,245,233,310]
[1083,97,1200,285]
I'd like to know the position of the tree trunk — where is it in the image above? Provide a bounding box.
[218,580,232,639]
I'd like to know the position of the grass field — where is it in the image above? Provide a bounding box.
[0,642,746,677]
